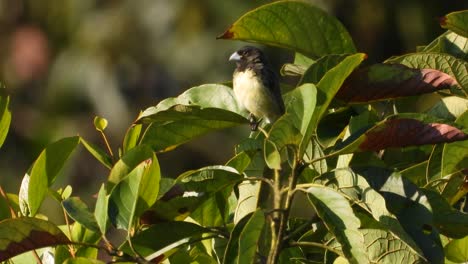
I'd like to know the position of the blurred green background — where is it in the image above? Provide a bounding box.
[0,0,465,217]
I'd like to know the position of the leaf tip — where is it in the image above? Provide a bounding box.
[217,26,235,39]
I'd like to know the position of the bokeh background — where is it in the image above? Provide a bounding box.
[0,0,466,219]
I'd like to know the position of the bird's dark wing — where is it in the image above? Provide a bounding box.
[261,66,285,114]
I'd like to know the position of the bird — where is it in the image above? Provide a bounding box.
[229,46,285,130]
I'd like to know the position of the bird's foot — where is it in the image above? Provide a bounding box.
[248,114,261,131]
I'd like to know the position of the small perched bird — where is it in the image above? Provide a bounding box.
[229,46,285,130]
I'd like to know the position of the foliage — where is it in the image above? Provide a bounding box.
[0,2,467,264]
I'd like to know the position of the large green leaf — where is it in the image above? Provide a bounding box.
[238,210,265,264]
[440,10,468,38]
[386,52,468,95]
[421,31,468,60]
[106,144,154,190]
[356,167,444,263]
[122,124,142,154]
[94,184,109,235]
[108,152,160,230]
[308,53,366,137]
[317,169,424,258]
[119,221,209,259]
[0,217,70,262]
[138,84,247,152]
[444,236,468,263]
[306,185,368,264]
[217,1,356,57]
[80,138,113,169]
[300,54,351,84]
[223,212,253,264]
[442,110,468,176]
[21,136,80,216]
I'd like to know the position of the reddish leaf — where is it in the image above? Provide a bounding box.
[0,217,70,261]
[337,64,459,103]
[359,118,468,151]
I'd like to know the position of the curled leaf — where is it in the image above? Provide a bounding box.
[337,64,459,103]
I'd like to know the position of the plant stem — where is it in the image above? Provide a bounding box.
[99,130,114,160]
[289,241,343,257]
[0,185,16,218]
[267,169,282,264]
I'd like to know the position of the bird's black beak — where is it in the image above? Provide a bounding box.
[229,51,241,62]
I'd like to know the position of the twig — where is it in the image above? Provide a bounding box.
[289,241,343,257]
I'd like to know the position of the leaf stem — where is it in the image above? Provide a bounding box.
[0,185,16,218]
[289,241,343,256]
[99,130,115,161]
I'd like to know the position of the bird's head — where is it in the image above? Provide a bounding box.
[229,46,266,70]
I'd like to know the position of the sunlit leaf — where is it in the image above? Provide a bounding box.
[217,1,356,58]
[442,110,468,176]
[444,236,468,263]
[106,144,153,190]
[223,213,252,264]
[337,64,458,103]
[94,184,109,235]
[25,136,80,216]
[300,54,351,84]
[238,210,265,264]
[440,10,468,38]
[306,185,368,264]
[0,94,11,149]
[63,257,105,264]
[122,124,142,154]
[0,218,70,262]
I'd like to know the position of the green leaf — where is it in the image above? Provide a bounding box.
[109,153,160,231]
[137,84,246,152]
[0,217,70,262]
[223,212,252,264]
[217,1,356,57]
[283,83,317,157]
[308,53,366,137]
[119,221,209,259]
[386,52,468,95]
[62,197,99,232]
[80,138,113,169]
[306,185,368,264]
[94,184,109,235]
[301,54,351,84]
[444,236,468,263]
[319,169,424,258]
[24,136,80,216]
[191,188,232,227]
[0,193,19,221]
[442,110,468,176]
[422,31,468,60]
[0,94,11,149]
[106,144,153,190]
[238,210,265,264]
[427,96,468,121]
[63,257,105,264]
[440,10,468,38]
[122,124,142,153]
[151,166,241,221]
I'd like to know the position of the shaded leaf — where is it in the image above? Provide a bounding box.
[238,210,265,264]
[80,138,113,170]
[26,136,80,216]
[217,1,356,58]
[440,10,468,38]
[119,221,209,259]
[428,96,468,121]
[337,64,458,103]
[0,217,70,262]
[62,197,99,232]
[63,257,105,264]
[0,193,19,221]
[306,185,368,264]
[223,213,251,264]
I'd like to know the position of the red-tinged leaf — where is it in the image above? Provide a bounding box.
[336,64,459,103]
[359,118,468,151]
[0,217,70,262]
